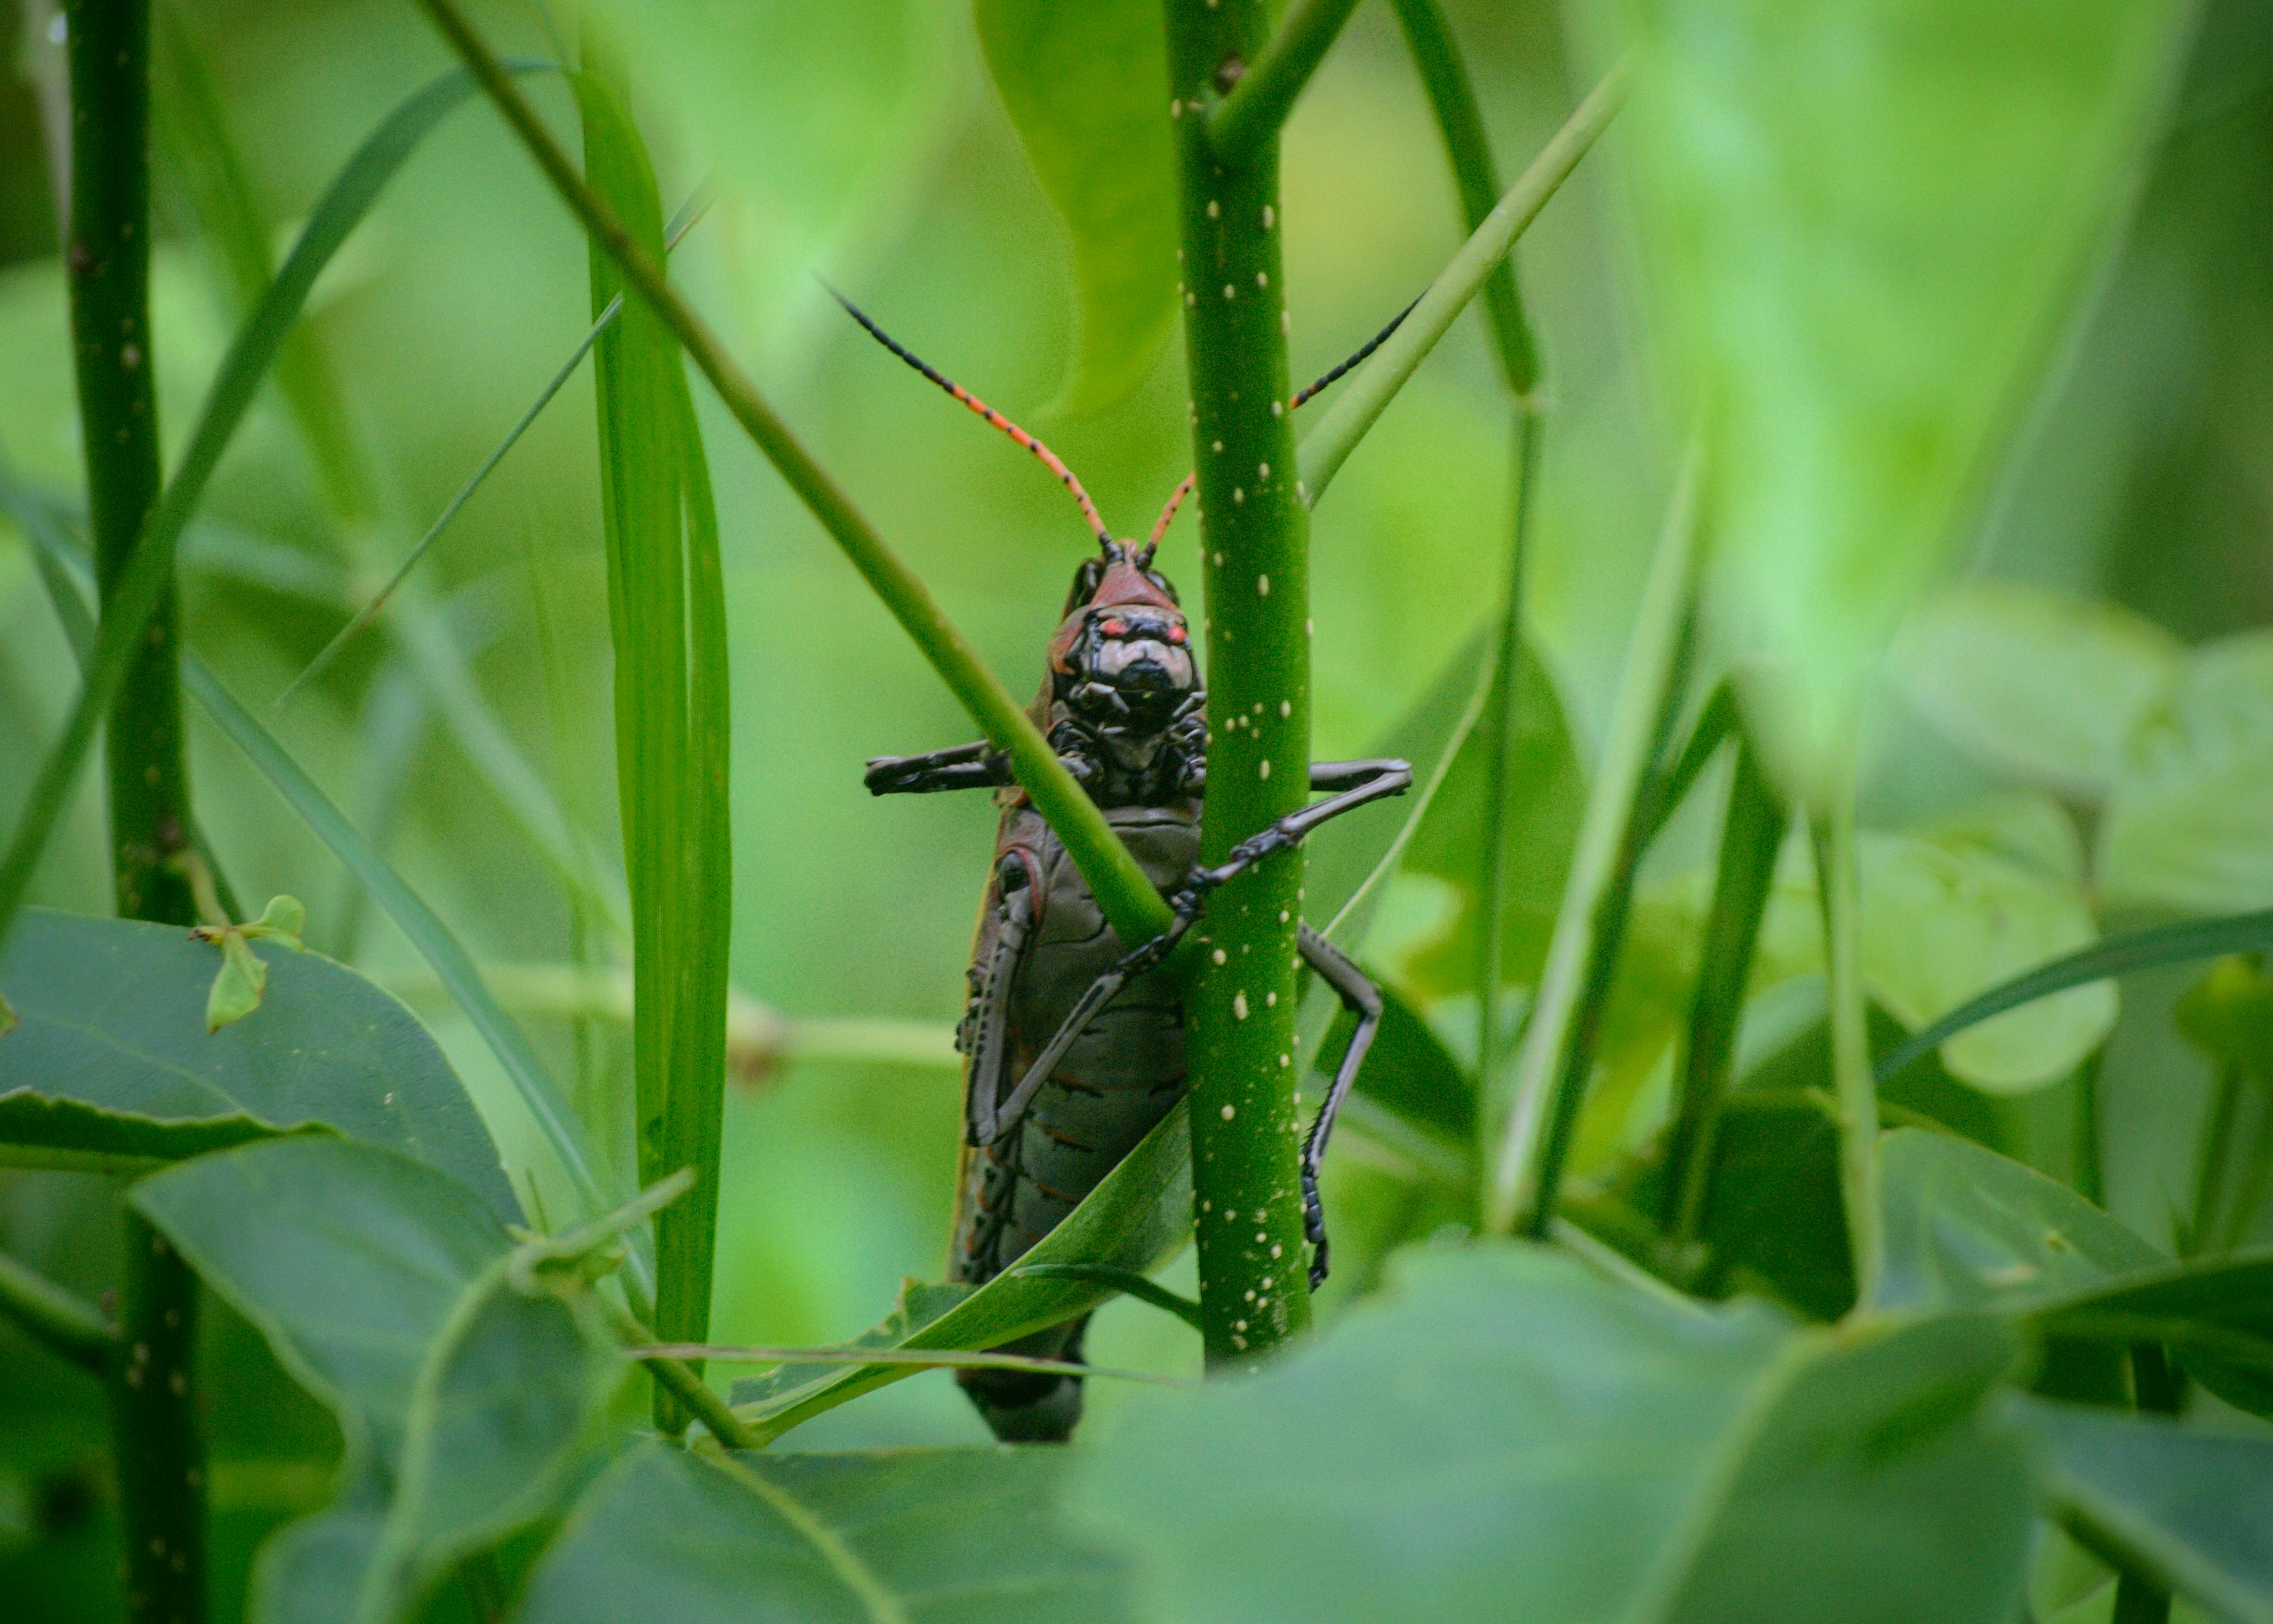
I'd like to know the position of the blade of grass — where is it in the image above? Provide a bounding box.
[1297,63,1627,505]
[1389,0,1539,399]
[0,61,540,946]
[1389,0,1551,1135]
[414,0,1172,948]
[1813,767,1882,1307]
[177,655,621,1253]
[1663,730,1787,1256]
[146,26,639,948]
[2,474,244,921]
[1484,450,1702,1236]
[640,1341,1197,1387]
[1205,0,1365,164]
[1877,909,2273,1082]
[577,62,731,1432]
[272,198,708,710]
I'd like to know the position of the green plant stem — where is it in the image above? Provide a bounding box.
[1662,733,1785,1256]
[2074,1047,2107,1208]
[1008,1263,1206,1332]
[415,0,1170,949]
[2188,1063,2241,1257]
[1813,773,1882,1310]
[1484,452,1700,1236]
[0,1248,118,1375]
[1297,63,1625,504]
[1520,611,1694,1239]
[1205,0,1363,163]
[62,4,206,1616]
[598,1297,757,1451]
[2111,1342,2184,1624]
[1388,0,1539,398]
[1166,0,1317,1368]
[1387,0,1549,1118]
[1476,413,1541,1108]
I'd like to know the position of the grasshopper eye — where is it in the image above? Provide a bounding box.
[1099,618,1128,637]
[1167,625,1187,644]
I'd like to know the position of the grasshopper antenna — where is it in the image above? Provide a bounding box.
[825,282,1115,549]
[1145,295,1422,559]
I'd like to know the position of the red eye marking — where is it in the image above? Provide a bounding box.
[1167,625,1187,644]
[1099,618,1128,637]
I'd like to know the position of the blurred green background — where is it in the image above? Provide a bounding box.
[3,0,2272,1609]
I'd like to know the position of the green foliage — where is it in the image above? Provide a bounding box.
[577,60,732,1414]
[132,1140,618,1624]
[7,0,2273,1617]
[974,0,1177,415]
[518,1444,1131,1624]
[1074,1246,2032,1624]
[1617,0,2191,789]
[729,1101,1192,1441]
[0,908,510,1207]
[2019,1400,2273,1624]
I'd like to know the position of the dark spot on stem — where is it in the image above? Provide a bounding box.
[1214,53,1245,94]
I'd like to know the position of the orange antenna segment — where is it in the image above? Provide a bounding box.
[828,285,1114,547]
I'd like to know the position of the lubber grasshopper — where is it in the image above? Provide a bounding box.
[842,292,1413,1440]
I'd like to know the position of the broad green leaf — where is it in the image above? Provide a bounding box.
[1894,584,2181,800]
[1875,1129,2162,1315]
[2015,1399,2273,1624]
[1725,802,2115,1093]
[0,907,512,1213]
[1073,1245,2030,1624]
[517,1443,1132,1624]
[1624,1090,1853,1321]
[1858,816,2115,1092]
[2103,632,2273,914]
[1618,0,2189,788]
[131,1140,617,1624]
[2035,1255,2273,1422]
[1879,1130,2273,1417]
[356,1264,620,1624]
[583,0,951,349]
[730,1100,1192,1441]
[974,0,1177,414]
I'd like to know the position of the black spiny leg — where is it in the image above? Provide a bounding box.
[1294,926,1382,1288]
[995,757,1416,1239]
[866,741,1014,795]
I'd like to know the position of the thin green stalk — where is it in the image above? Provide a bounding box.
[415,0,1171,948]
[1520,611,1695,1239]
[2111,1343,2184,1624]
[2187,1064,2242,1257]
[1664,732,1785,1255]
[1813,773,1882,1310]
[1166,0,1317,1367]
[1388,0,1539,399]
[596,1297,757,1452]
[1484,452,1701,1236]
[0,1248,118,1375]
[2074,1047,2107,1208]
[1297,63,1626,504]
[1205,0,1364,164]
[1386,0,1549,1118]
[62,4,206,1616]
[2217,1096,2273,1251]
[1476,414,1540,1104]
